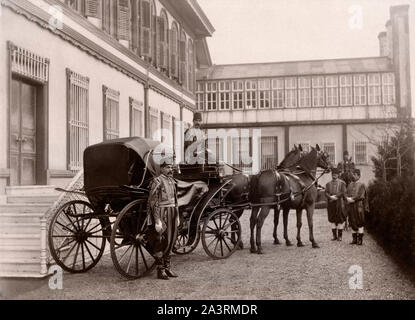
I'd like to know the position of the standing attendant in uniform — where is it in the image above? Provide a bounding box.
[147,157,179,280]
[325,168,347,241]
[337,150,355,187]
[345,169,369,245]
[184,112,206,164]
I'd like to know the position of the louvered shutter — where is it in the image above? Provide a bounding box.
[152,13,157,66]
[85,0,101,18]
[157,17,165,69]
[102,0,111,34]
[117,0,130,41]
[179,39,186,84]
[170,29,178,78]
[131,0,139,52]
[140,0,151,57]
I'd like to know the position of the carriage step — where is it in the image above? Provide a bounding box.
[0,223,41,234]
[0,213,44,224]
[6,195,58,204]
[0,204,51,213]
[0,258,43,276]
[0,246,40,260]
[5,185,60,196]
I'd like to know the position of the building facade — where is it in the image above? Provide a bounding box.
[196,5,413,186]
[0,0,214,192]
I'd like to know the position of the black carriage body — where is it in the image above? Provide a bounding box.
[83,137,160,212]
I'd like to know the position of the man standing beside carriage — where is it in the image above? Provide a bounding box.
[325,168,347,241]
[147,156,180,280]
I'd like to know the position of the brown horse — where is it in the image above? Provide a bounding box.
[249,145,331,254]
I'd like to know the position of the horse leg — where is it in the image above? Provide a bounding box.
[273,206,281,245]
[256,206,271,254]
[233,209,244,250]
[250,207,260,253]
[296,208,304,247]
[306,204,319,248]
[282,208,293,246]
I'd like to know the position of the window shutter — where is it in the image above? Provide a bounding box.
[179,39,186,84]
[117,0,130,41]
[153,13,158,66]
[85,0,101,18]
[169,29,178,78]
[157,17,165,69]
[140,0,151,57]
[130,0,139,52]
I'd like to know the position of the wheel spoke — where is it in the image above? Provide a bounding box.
[138,244,149,270]
[222,237,232,252]
[85,239,102,251]
[213,237,220,255]
[61,241,77,263]
[135,246,139,276]
[81,243,86,270]
[206,235,217,248]
[118,245,133,264]
[220,238,224,256]
[63,208,78,232]
[125,245,135,274]
[72,204,82,231]
[84,241,96,263]
[85,222,102,234]
[212,218,219,231]
[55,221,76,234]
[72,243,81,269]
[56,238,76,252]
[222,213,231,229]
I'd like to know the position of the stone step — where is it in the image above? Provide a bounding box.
[0,234,41,246]
[0,245,40,260]
[0,258,42,275]
[0,203,51,213]
[0,223,40,234]
[0,213,43,224]
[6,195,58,204]
[5,185,60,196]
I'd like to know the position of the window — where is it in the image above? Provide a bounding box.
[326,76,339,106]
[157,11,169,71]
[169,23,179,79]
[188,39,195,92]
[206,82,217,111]
[353,74,367,106]
[232,137,252,172]
[258,79,271,109]
[382,73,395,105]
[232,80,244,110]
[149,107,159,140]
[339,75,353,106]
[140,0,151,58]
[368,74,381,105]
[130,98,144,137]
[62,0,84,14]
[179,30,187,87]
[196,82,205,111]
[67,69,89,171]
[272,78,284,108]
[161,112,172,143]
[298,77,311,107]
[322,142,336,164]
[103,86,119,140]
[312,76,325,107]
[285,78,297,108]
[353,141,367,164]
[151,0,157,67]
[245,80,257,109]
[260,136,278,170]
[219,81,231,110]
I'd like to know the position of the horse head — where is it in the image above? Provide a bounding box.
[277,146,304,170]
[315,144,332,172]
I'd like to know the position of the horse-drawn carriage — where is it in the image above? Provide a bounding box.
[48,137,242,279]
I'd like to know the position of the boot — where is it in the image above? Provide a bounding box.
[357,234,363,245]
[337,230,343,241]
[164,256,178,278]
[331,229,338,241]
[350,233,357,245]
[156,257,169,280]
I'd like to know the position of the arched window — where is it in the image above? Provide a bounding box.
[151,0,157,66]
[169,22,179,79]
[179,30,187,87]
[140,0,151,58]
[157,10,169,71]
[188,39,194,92]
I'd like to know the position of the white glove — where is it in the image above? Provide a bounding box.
[155,220,163,233]
[346,197,355,203]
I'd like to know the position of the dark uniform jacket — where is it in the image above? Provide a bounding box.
[325,179,347,224]
[346,181,369,230]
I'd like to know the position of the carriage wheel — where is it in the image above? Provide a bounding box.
[48,200,106,273]
[201,208,241,259]
[110,200,156,280]
[172,222,201,255]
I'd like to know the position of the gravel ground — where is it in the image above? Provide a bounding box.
[2,209,415,300]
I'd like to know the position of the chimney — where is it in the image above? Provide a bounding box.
[378,31,388,56]
[385,20,393,59]
[390,4,411,116]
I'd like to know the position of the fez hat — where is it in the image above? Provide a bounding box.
[343,150,349,156]
[354,168,361,175]
[159,155,174,167]
[331,167,340,175]
[193,112,202,121]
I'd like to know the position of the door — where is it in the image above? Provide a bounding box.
[10,78,37,185]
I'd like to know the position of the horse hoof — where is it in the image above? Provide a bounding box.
[297,241,304,247]
[250,248,257,253]
[286,241,293,246]
[312,242,320,248]
[273,239,281,245]
[257,249,264,255]
[237,242,244,250]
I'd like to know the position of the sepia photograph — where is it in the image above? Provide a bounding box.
[0,0,415,305]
